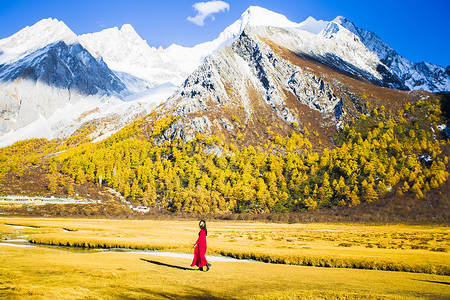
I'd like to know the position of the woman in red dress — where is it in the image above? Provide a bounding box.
[191,220,211,271]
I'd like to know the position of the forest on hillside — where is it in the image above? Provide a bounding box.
[0,98,448,215]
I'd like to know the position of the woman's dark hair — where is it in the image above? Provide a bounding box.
[199,220,207,236]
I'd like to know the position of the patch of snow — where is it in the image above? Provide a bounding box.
[0,241,33,248]
[124,82,177,103]
[419,154,433,163]
[6,224,39,229]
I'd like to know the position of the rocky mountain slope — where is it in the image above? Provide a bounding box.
[0,6,449,148]
[153,7,440,147]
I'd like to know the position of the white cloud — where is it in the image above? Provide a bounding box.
[187,1,230,26]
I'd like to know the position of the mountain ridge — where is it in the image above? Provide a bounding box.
[152,24,434,148]
[0,6,449,148]
[0,18,78,66]
[335,16,450,92]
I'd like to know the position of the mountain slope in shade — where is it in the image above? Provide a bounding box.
[0,80,177,148]
[0,41,126,96]
[0,30,130,140]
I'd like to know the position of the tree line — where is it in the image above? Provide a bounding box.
[40,98,448,213]
[0,99,448,214]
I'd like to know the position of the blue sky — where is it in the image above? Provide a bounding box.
[0,0,449,67]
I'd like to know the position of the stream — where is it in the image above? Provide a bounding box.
[0,238,254,262]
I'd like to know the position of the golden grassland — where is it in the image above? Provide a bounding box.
[6,218,449,275]
[1,217,449,299]
[2,245,449,299]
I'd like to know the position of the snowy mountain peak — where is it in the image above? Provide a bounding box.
[119,24,144,42]
[332,16,347,24]
[319,16,361,42]
[321,15,450,92]
[18,18,76,42]
[212,6,300,50]
[241,6,299,28]
[79,23,184,86]
[0,18,77,65]
[120,23,134,31]
[80,23,147,51]
[331,16,360,36]
[296,16,329,35]
[78,23,152,80]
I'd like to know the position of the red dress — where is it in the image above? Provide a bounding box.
[191,228,208,268]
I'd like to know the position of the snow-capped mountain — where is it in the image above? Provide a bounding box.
[0,18,174,147]
[152,7,441,145]
[0,6,448,148]
[0,18,77,66]
[78,22,232,87]
[78,24,187,87]
[331,16,450,92]
[207,6,448,93]
[0,41,126,96]
[77,6,308,88]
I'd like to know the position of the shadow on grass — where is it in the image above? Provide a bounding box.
[117,286,228,300]
[149,289,227,300]
[140,258,197,271]
[413,279,450,285]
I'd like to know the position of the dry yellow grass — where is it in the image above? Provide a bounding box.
[1,217,450,298]
[5,218,448,275]
[1,244,449,299]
